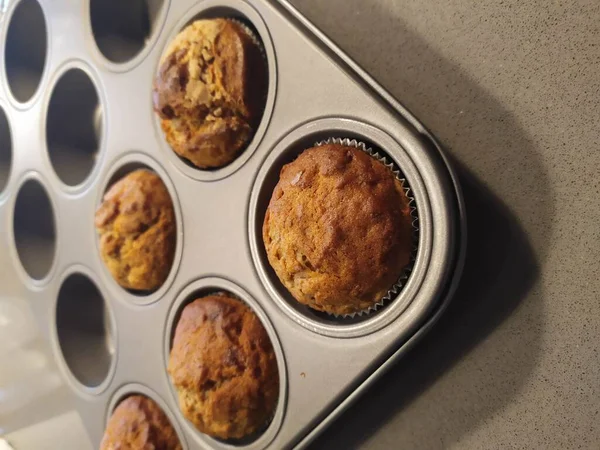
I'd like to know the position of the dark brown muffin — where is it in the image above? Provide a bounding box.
[100,395,182,450]
[153,19,267,169]
[168,294,279,440]
[95,169,176,291]
[263,144,413,316]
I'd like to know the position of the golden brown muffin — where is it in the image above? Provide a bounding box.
[263,144,413,316]
[168,294,279,440]
[153,19,267,169]
[100,395,182,450]
[95,169,176,291]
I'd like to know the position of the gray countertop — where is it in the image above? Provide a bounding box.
[289,0,600,449]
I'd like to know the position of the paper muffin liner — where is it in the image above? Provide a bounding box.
[312,137,420,319]
[226,18,267,62]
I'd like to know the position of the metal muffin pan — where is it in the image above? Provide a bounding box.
[0,0,466,449]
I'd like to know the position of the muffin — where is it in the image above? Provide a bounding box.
[100,395,182,450]
[263,143,413,316]
[153,18,268,169]
[95,169,176,291]
[168,293,279,440]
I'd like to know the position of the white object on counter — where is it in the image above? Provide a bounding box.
[2,411,93,450]
[0,300,37,353]
[0,297,69,433]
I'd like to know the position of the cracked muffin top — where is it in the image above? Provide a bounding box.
[263,144,413,316]
[153,18,268,169]
[101,395,182,450]
[95,169,176,291]
[168,293,279,440]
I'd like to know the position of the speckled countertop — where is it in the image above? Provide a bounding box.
[288,0,600,449]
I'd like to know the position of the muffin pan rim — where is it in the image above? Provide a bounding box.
[151,0,278,182]
[105,382,189,450]
[1,0,51,110]
[162,277,288,450]
[249,118,432,338]
[41,59,107,193]
[49,264,118,397]
[92,152,185,305]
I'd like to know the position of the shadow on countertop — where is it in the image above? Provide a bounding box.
[307,168,542,449]
[292,0,556,448]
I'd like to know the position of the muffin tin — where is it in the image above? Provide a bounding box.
[0,0,466,449]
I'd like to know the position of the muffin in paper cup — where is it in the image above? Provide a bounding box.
[262,137,419,319]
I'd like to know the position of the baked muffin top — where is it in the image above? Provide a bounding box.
[263,144,413,316]
[100,395,182,450]
[95,169,176,291]
[153,19,267,169]
[168,294,279,440]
